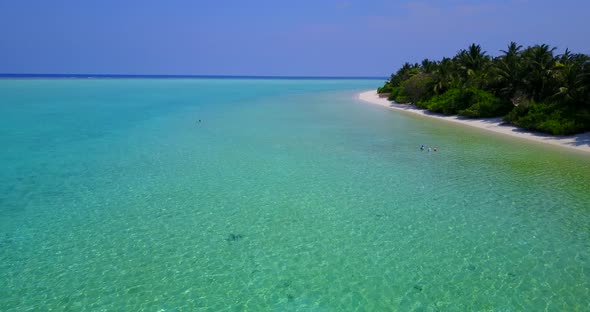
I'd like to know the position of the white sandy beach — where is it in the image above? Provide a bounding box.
[358,90,590,154]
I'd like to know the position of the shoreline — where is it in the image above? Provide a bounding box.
[358,90,590,154]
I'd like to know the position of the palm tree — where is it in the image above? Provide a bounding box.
[432,57,455,94]
[494,42,524,99]
[420,58,438,74]
[551,52,590,107]
[501,42,523,62]
[454,44,491,87]
[521,44,558,101]
[459,44,489,71]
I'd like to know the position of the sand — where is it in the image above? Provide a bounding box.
[358,90,590,154]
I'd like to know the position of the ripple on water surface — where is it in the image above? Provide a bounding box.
[0,79,589,311]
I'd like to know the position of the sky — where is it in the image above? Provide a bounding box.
[1,0,589,77]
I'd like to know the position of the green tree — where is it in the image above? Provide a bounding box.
[432,57,456,95]
[455,44,490,86]
[377,41,590,135]
[521,44,558,101]
[551,52,590,107]
[493,42,524,99]
[420,58,438,74]
[402,73,434,103]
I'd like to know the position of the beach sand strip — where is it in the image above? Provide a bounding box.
[358,90,590,154]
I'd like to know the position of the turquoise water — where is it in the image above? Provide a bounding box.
[1,79,589,311]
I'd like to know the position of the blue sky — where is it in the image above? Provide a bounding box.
[1,0,589,76]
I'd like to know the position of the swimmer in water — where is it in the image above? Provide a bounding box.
[420,144,425,151]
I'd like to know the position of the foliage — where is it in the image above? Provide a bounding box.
[389,87,410,103]
[504,101,590,135]
[401,73,434,103]
[378,42,590,134]
[377,84,393,94]
[422,88,466,115]
[458,88,512,118]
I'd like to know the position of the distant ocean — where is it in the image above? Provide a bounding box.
[0,73,387,79]
[1,78,589,310]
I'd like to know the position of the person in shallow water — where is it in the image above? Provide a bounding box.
[420,144,425,150]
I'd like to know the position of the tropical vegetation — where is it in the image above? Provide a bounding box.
[378,42,590,135]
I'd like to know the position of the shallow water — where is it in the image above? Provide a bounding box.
[1,79,589,311]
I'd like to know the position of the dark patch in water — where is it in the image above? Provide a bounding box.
[281,280,292,288]
[467,264,476,271]
[507,272,517,278]
[413,285,423,292]
[226,233,244,242]
[0,235,12,247]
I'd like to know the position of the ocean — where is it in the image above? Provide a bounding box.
[1,78,589,311]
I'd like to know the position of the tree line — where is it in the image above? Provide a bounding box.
[377,42,590,135]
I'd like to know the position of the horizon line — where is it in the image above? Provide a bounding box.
[0,73,387,80]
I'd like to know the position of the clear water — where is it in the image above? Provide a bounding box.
[1,79,589,311]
